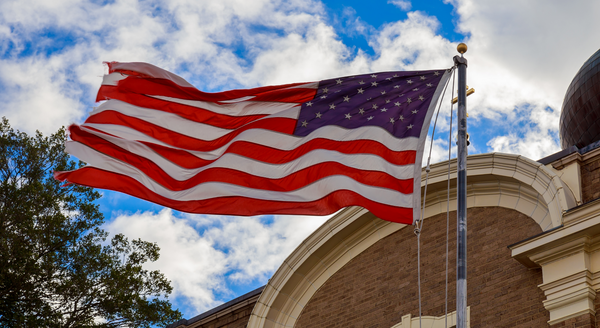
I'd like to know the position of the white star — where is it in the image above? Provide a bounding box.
[426,83,433,87]
[412,109,418,114]
[345,113,352,120]
[367,97,372,100]
[380,90,386,95]
[386,77,392,81]
[329,103,336,110]
[372,104,378,109]
[301,120,308,127]
[371,81,378,87]
[321,95,327,99]
[419,95,425,101]
[399,115,404,121]
[407,98,412,103]
[412,88,419,91]
[367,116,374,121]
[393,74,399,78]
[394,85,400,89]
[371,74,377,78]
[385,100,390,103]
[343,95,351,102]
[357,88,364,94]
[322,87,328,93]
[407,124,413,129]
[306,101,313,107]
[434,71,440,76]
[359,80,365,85]
[358,108,365,114]
[407,79,413,84]
[420,76,426,80]
[381,108,388,112]
[390,118,395,124]
[316,112,322,118]
[336,79,343,84]
[394,102,400,106]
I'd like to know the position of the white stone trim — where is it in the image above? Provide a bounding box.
[391,308,469,328]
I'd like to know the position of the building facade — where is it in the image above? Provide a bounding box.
[167,49,600,328]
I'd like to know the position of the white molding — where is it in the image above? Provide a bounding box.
[391,308,469,328]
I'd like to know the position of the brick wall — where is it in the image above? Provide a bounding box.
[295,207,549,328]
[581,155,600,203]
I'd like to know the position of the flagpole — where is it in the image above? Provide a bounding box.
[454,43,468,328]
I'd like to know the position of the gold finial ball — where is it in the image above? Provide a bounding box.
[457,43,468,54]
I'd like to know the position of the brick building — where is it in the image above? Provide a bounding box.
[167,49,600,328]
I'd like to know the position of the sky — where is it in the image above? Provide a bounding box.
[1,0,600,321]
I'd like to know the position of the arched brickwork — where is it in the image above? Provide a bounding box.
[295,207,549,328]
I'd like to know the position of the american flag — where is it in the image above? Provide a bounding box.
[55,62,450,224]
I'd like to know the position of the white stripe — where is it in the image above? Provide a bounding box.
[88,99,300,141]
[219,96,256,103]
[102,72,127,86]
[287,82,319,89]
[66,138,414,181]
[70,143,413,207]
[79,124,419,160]
[147,95,302,116]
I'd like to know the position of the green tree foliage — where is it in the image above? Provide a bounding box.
[0,118,182,327]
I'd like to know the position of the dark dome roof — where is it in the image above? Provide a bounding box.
[559,49,600,149]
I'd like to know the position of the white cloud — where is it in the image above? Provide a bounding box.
[423,135,456,167]
[338,7,372,38]
[486,105,560,160]
[103,209,328,313]
[104,209,227,311]
[200,214,328,282]
[0,56,87,134]
[369,12,455,71]
[388,0,412,11]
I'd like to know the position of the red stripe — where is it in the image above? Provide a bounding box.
[98,76,317,103]
[70,125,416,168]
[83,110,297,151]
[54,167,413,224]
[97,87,269,129]
[250,86,318,103]
[68,129,414,193]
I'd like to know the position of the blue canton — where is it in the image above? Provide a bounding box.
[293,69,447,139]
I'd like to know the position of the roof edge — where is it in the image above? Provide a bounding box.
[166,285,265,328]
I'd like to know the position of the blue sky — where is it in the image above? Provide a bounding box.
[1,0,600,321]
